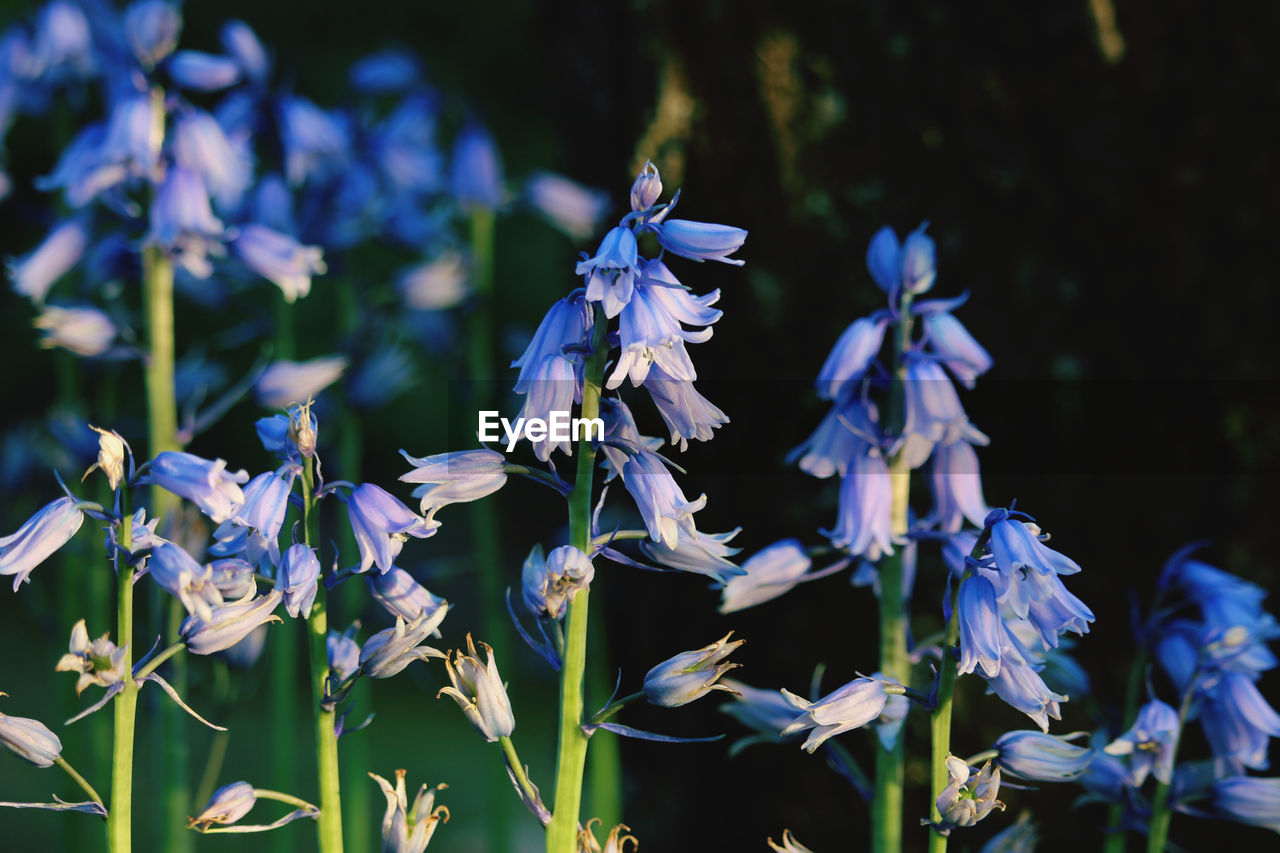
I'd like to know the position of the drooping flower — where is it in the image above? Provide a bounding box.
[167,50,241,92]
[149,543,225,622]
[642,364,729,450]
[437,635,514,741]
[359,610,448,679]
[525,172,609,240]
[398,251,468,311]
[521,545,594,620]
[719,539,812,613]
[188,781,256,830]
[921,310,992,389]
[230,465,296,541]
[232,225,327,303]
[620,449,706,550]
[367,567,447,626]
[1198,670,1280,769]
[780,675,895,753]
[1103,698,1178,785]
[278,95,349,186]
[369,769,449,853]
[986,657,1067,733]
[219,20,269,85]
[607,260,721,389]
[7,219,88,303]
[124,0,182,69]
[823,451,894,559]
[255,356,347,408]
[0,699,62,767]
[327,628,361,684]
[147,451,249,524]
[790,397,880,480]
[398,449,507,521]
[994,730,1095,781]
[345,483,438,574]
[816,315,888,401]
[927,440,989,532]
[33,305,117,357]
[1213,776,1280,834]
[0,495,85,591]
[278,544,320,619]
[643,633,744,708]
[577,226,640,318]
[451,122,504,210]
[639,526,744,586]
[652,219,747,266]
[180,590,282,655]
[146,166,226,278]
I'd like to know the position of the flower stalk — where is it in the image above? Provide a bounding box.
[1145,676,1197,853]
[107,512,136,853]
[546,310,609,853]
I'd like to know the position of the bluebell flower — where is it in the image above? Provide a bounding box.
[219,20,269,85]
[607,262,721,389]
[578,226,640,318]
[209,558,256,599]
[900,224,937,295]
[620,448,706,550]
[451,122,503,209]
[279,543,320,619]
[0,700,61,767]
[1103,698,1179,785]
[1013,568,1095,648]
[719,679,801,748]
[639,526,744,585]
[652,219,747,266]
[521,544,593,620]
[790,397,880,480]
[1199,671,1280,769]
[255,356,347,408]
[719,539,812,613]
[525,171,610,240]
[278,95,349,186]
[8,219,88,303]
[167,50,240,91]
[55,619,128,696]
[438,636,513,740]
[398,449,507,521]
[927,440,989,532]
[512,354,577,462]
[349,49,420,93]
[229,465,296,541]
[823,452,894,559]
[255,403,317,463]
[921,310,992,389]
[35,123,127,207]
[124,0,181,68]
[374,95,443,194]
[188,781,255,830]
[398,251,468,311]
[866,226,902,293]
[816,316,888,401]
[511,291,592,393]
[598,397,662,481]
[233,224,326,303]
[957,574,1013,678]
[643,632,744,707]
[328,627,361,684]
[935,757,1003,832]
[149,543,225,621]
[146,166,226,278]
[630,160,663,212]
[172,109,253,210]
[345,483,438,574]
[987,510,1082,578]
[780,675,896,753]
[986,656,1066,733]
[994,730,1094,781]
[102,92,163,177]
[181,590,282,655]
[33,305,116,356]
[865,223,935,295]
[874,670,910,751]
[369,769,449,853]
[1213,776,1280,834]
[900,358,987,469]
[642,364,729,450]
[0,495,85,591]
[30,1,95,80]
[367,567,447,626]
[147,451,249,524]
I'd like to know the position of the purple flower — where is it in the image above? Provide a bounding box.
[653,219,747,266]
[900,358,987,468]
[189,781,256,830]
[361,611,447,679]
[230,466,296,541]
[34,305,116,357]
[790,397,880,480]
[957,574,1012,679]
[986,657,1066,733]
[150,542,224,621]
[233,225,327,303]
[220,20,269,85]
[927,441,989,532]
[643,633,744,707]
[995,730,1095,781]
[0,496,84,591]
[823,452,894,559]
[816,316,888,401]
[124,1,182,68]
[367,567,447,626]
[398,251,468,311]
[639,527,744,585]
[279,544,320,619]
[398,449,507,521]
[511,292,593,394]
[719,539,812,613]
[345,484,438,574]
[1103,699,1178,785]
[1199,671,1280,769]
[642,364,729,451]
[172,110,253,210]
[167,51,241,91]
[1213,776,1280,834]
[922,311,992,389]
[522,545,594,620]
[181,590,282,655]
[630,160,663,212]
[30,1,94,80]
[146,167,226,278]
[451,122,504,209]
[608,262,721,389]
[147,451,249,524]
[780,676,894,753]
[7,219,88,303]
[255,356,347,408]
[0,702,61,767]
[620,449,706,550]
[578,226,640,318]
[328,628,361,683]
[988,510,1082,578]
[278,96,349,186]
[865,223,935,295]
[525,172,610,240]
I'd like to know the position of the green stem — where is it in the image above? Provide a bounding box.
[303,456,344,853]
[499,736,542,818]
[134,642,186,680]
[546,311,609,853]
[927,577,963,853]
[1146,678,1196,853]
[107,513,136,853]
[56,755,105,809]
[873,293,915,853]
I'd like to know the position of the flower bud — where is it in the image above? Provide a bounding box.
[643,632,744,708]
[188,781,256,830]
[522,545,593,620]
[629,160,662,211]
[0,697,62,768]
[84,426,127,491]
[279,543,320,619]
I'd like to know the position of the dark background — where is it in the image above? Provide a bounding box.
[1,0,1278,851]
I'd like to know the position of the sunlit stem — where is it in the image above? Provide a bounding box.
[927,578,963,853]
[546,311,609,853]
[873,291,915,853]
[107,512,136,853]
[302,456,344,853]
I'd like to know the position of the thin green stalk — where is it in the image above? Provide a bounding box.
[303,456,344,853]
[107,513,136,853]
[587,603,622,830]
[1145,679,1197,853]
[546,312,609,853]
[927,578,963,853]
[873,293,915,853]
[56,755,105,810]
